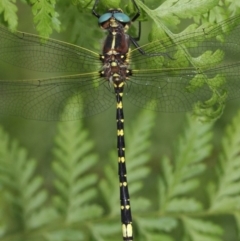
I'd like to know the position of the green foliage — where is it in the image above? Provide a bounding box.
[209,110,240,212]
[30,0,61,37]
[159,115,212,213]
[52,119,102,223]
[135,0,240,121]
[0,126,57,240]
[0,0,17,30]
[1,107,240,240]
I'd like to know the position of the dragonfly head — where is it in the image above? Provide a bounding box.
[98,9,131,31]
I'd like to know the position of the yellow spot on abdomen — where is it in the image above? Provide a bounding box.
[117,102,123,108]
[122,224,133,239]
[118,129,124,136]
[118,157,125,162]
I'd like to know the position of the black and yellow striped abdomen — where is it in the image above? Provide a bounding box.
[115,82,133,241]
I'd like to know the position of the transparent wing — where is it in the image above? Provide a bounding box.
[0,26,114,120]
[0,74,115,120]
[126,69,212,112]
[127,15,240,112]
[0,26,100,73]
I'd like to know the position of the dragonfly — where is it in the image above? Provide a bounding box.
[1,0,240,240]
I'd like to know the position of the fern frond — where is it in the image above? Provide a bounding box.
[52,118,103,227]
[0,0,17,30]
[0,126,54,239]
[135,0,240,121]
[137,216,177,241]
[154,0,219,22]
[30,0,61,37]
[138,216,178,232]
[182,217,223,241]
[159,115,213,213]
[209,110,240,212]
[134,115,213,240]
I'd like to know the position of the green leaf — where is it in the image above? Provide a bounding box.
[44,229,84,241]
[159,114,212,211]
[135,0,240,121]
[0,126,53,234]
[138,217,178,232]
[166,198,202,212]
[183,217,223,241]
[52,110,102,223]
[30,0,61,37]
[153,0,219,22]
[210,109,240,212]
[0,0,18,30]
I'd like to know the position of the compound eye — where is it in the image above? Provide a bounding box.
[98,13,112,24]
[113,13,131,23]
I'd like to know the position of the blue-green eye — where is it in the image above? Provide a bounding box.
[113,13,130,23]
[98,13,112,24]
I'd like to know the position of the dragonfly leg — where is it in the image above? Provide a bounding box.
[92,0,100,18]
[130,36,174,59]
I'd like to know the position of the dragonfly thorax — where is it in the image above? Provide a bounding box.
[100,53,131,87]
[99,10,132,87]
